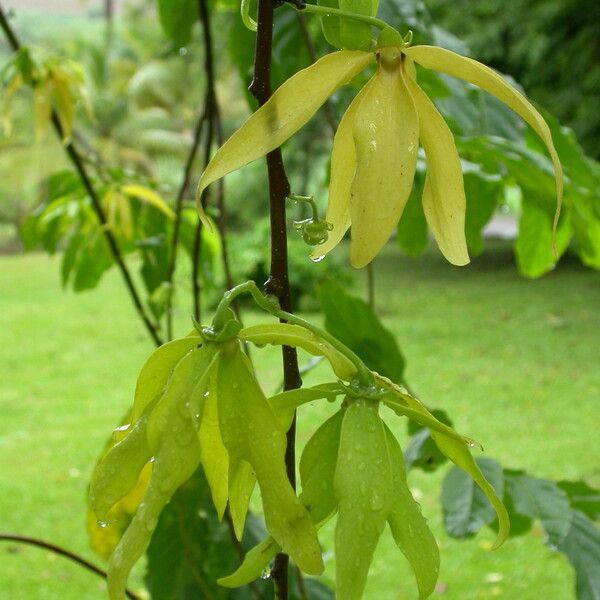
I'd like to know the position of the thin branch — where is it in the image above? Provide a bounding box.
[0,3,163,347]
[0,533,141,600]
[165,106,208,339]
[250,1,302,598]
[367,261,375,310]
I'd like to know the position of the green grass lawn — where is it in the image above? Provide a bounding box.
[1,244,599,599]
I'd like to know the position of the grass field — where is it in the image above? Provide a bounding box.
[1,244,599,599]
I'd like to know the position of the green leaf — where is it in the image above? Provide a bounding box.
[441,457,504,539]
[157,0,198,47]
[557,510,600,600]
[146,468,271,600]
[397,174,428,257]
[515,200,572,278]
[505,471,572,547]
[464,172,501,257]
[404,409,453,472]
[319,281,405,383]
[558,480,600,521]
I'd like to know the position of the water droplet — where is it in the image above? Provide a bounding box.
[149,456,156,463]
[97,520,108,529]
[261,567,272,580]
[369,492,384,511]
[311,255,325,263]
[144,515,158,531]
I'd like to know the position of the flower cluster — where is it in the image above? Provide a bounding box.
[196,38,562,268]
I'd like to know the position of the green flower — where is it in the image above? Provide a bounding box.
[197,43,562,268]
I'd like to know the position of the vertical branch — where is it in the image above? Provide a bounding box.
[165,108,207,338]
[250,2,302,598]
[366,262,375,310]
[188,0,238,324]
[0,4,163,347]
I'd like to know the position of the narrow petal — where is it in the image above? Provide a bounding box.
[403,68,469,265]
[404,45,563,231]
[310,77,373,261]
[349,49,419,268]
[196,51,373,225]
[334,401,393,600]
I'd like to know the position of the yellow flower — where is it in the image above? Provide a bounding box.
[197,43,562,268]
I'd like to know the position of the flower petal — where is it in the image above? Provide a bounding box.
[404,45,563,231]
[403,69,469,265]
[311,77,374,261]
[349,51,419,268]
[196,51,373,225]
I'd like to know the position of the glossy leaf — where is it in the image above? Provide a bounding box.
[505,471,572,547]
[441,457,504,539]
[557,510,600,600]
[320,281,405,383]
[146,468,271,600]
[157,0,198,47]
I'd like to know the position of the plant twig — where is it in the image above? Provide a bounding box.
[367,261,375,310]
[0,3,163,347]
[165,106,208,339]
[250,2,302,597]
[0,533,141,600]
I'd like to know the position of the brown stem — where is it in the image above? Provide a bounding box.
[0,4,163,347]
[0,533,141,600]
[250,1,302,598]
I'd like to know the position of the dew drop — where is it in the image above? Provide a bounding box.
[369,492,384,511]
[311,255,325,263]
[261,567,272,580]
[97,520,108,529]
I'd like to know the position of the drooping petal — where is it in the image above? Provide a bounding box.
[196,51,373,224]
[334,400,394,600]
[403,67,469,265]
[349,49,419,268]
[404,45,563,230]
[310,77,374,261]
[384,424,439,600]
